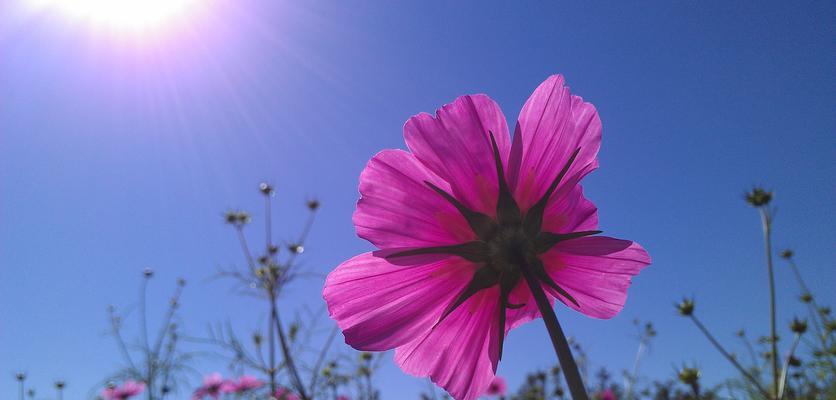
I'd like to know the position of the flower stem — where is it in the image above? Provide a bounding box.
[689,315,771,399]
[777,333,801,400]
[759,208,779,398]
[520,263,589,400]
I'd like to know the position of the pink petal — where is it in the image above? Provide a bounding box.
[509,75,602,211]
[394,288,501,400]
[404,94,511,216]
[542,236,650,319]
[541,184,599,234]
[324,252,477,351]
[354,149,476,249]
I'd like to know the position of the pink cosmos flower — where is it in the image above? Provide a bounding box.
[228,375,264,393]
[274,387,300,400]
[102,380,145,400]
[485,376,507,396]
[192,373,234,400]
[323,75,650,399]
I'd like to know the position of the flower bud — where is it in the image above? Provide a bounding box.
[790,318,807,334]
[780,249,793,259]
[744,187,772,207]
[253,332,263,346]
[307,199,320,211]
[143,268,154,278]
[177,278,186,287]
[360,352,373,362]
[288,244,304,254]
[788,356,801,367]
[676,298,695,316]
[54,381,66,390]
[269,245,279,255]
[259,182,274,196]
[677,367,700,386]
[799,293,813,303]
[15,372,26,381]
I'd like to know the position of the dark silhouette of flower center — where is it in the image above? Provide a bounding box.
[385,132,598,360]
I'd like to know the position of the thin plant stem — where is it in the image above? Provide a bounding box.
[268,294,278,394]
[787,260,826,344]
[274,311,309,400]
[139,277,154,400]
[18,379,23,400]
[520,262,589,400]
[626,341,646,399]
[759,207,779,398]
[777,333,801,400]
[309,326,339,395]
[236,227,258,272]
[689,314,771,399]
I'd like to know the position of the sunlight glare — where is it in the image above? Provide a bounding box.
[27,0,203,32]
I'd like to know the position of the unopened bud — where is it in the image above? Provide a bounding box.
[677,367,700,385]
[259,182,274,196]
[790,318,808,334]
[744,187,772,207]
[676,298,695,316]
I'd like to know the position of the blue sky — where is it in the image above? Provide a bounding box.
[1,1,834,398]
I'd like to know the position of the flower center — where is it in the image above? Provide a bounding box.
[487,224,535,271]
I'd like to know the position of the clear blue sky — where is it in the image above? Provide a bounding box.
[1,1,834,398]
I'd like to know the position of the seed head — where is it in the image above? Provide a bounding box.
[788,356,801,367]
[820,307,831,317]
[780,249,793,259]
[676,298,695,316]
[177,278,186,287]
[143,268,154,278]
[744,187,772,207]
[360,352,373,362]
[54,380,66,390]
[800,293,813,303]
[268,244,279,255]
[15,372,26,381]
[253,332,263,346]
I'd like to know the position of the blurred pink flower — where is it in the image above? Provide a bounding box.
[102,380,145,400]
[336,396,351,400]
[598,389,616,400]
[274,387,300,400]
[324,75,650,399]
[229,375,264,393]
[486,376,507,396]
[192,373,234,400]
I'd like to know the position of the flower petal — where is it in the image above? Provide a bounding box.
[394,288,501,400]
[354,149,475,249]
[324,252,476,351]
[541,184,599,234]
[541,236,650,319]
[404,94,511,216]
[509,75,602,211]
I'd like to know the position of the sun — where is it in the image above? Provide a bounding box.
[27,0,203,32]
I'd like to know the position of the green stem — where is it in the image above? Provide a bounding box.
[759,208,779,399]
[689,315,771,399]
[777,333,801,400]
[520,262,589,400]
